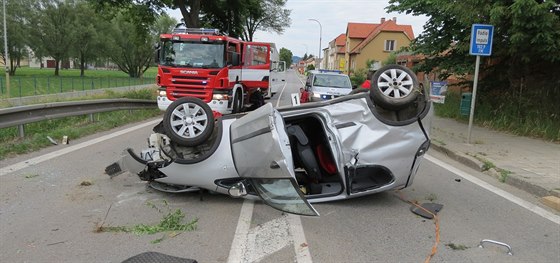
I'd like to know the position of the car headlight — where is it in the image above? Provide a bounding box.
[312,92,321,98]
[213,94,229,100]
[158,90,166,97]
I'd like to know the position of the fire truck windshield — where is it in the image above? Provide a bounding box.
[161,41,225,69]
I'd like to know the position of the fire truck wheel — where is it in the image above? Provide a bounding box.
[163,97,215,147]
[232,91,243,113]
[370,64,419,111]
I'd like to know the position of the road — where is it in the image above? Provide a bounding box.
[1,70,558,263]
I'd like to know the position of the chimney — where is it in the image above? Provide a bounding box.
[380,17,385,23]
[393,17,397,22]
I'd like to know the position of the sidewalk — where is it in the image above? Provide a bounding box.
[429,116,560,209]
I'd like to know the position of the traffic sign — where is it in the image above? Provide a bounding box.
[469,24,494,56]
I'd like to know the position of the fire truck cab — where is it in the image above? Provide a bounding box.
[155,26,284,114]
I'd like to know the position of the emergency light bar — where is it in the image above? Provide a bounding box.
[173,27,220,35]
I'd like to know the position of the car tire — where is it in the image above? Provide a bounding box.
[163,97,214,147]
[370,64,419,110]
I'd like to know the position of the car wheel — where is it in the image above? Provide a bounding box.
[232,91,243,113]
[370,65,419,110]
[163,97,214,147]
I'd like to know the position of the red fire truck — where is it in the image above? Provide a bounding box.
[155,26,285,114]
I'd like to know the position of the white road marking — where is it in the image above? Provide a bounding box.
[245,216,291,262]
[228,200,254,263]
[426,154,560,225]
[287,214,313,263]
[228,200,313,263]
[275,81,288,109]
[0,119,161,177]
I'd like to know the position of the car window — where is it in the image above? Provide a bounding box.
[313,74,351,89]
[250,178,318,216]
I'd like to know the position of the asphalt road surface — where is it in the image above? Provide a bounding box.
[1,70,558,263]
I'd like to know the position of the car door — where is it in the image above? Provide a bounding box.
[230,103,319,216]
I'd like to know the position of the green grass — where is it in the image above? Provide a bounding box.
[499,169,512,183]
[0,67,157,98]
[0,88,161,160]
[434,91,560,142]
[97,200,198,244]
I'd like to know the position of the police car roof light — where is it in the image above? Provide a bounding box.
[318,69,342,74]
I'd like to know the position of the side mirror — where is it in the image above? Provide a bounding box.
[153,44,161,64]
[228,181,248,197]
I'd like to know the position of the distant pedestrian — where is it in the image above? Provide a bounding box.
[300,88,309,103]
[360,79,371,88]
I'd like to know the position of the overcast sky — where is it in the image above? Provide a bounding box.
[168,0,428,57]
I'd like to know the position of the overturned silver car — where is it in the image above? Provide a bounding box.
[109,65,432,216]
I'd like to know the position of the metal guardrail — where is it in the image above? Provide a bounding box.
[0,99,157,136]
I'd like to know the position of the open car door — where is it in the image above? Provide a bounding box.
[230,103,318,216]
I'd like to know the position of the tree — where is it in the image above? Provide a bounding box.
[71,1,112,77]
[382,52,396,65]
[106,12,156,78]
[241,0,291,41]
[28,0,77,76]
[200,0,249,38]
[0,0,32,76]
[387,0,560,130]
[279,47,292,67]
[153,13,178,36]
[93,0,292,40]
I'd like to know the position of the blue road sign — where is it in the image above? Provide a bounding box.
[470,24,494,56]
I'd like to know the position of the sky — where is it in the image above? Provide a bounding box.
[167,0,429,58]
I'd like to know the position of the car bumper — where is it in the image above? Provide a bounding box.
[157,96,172,111]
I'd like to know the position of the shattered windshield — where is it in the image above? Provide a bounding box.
[313,74,352,89]
[161,41,225,68]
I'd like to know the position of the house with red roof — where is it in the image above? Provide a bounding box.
[342,17,414,74]
[324,34,347,71]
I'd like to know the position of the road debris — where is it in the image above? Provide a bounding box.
[410,203,444,219]
[80,180,93,186]
[47,136,58,145]
[479,239,513,255]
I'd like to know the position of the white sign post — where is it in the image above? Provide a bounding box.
[291,93,301,106]
[468,24,494,144]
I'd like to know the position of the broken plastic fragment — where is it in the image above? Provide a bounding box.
[47,136,58,145]
[410,203,443,219]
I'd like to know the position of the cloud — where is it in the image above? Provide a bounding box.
[167,0,428,57]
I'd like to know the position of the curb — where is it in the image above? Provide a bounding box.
[430,140,558,201]
[430,142,483,171]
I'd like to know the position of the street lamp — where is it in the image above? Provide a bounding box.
[308,19,322,70]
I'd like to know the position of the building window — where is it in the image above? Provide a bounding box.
[384,40,395,51]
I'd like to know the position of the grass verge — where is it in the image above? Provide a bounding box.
[0,89,161,160]
[433,91,559,142]
[0,67,157,99]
